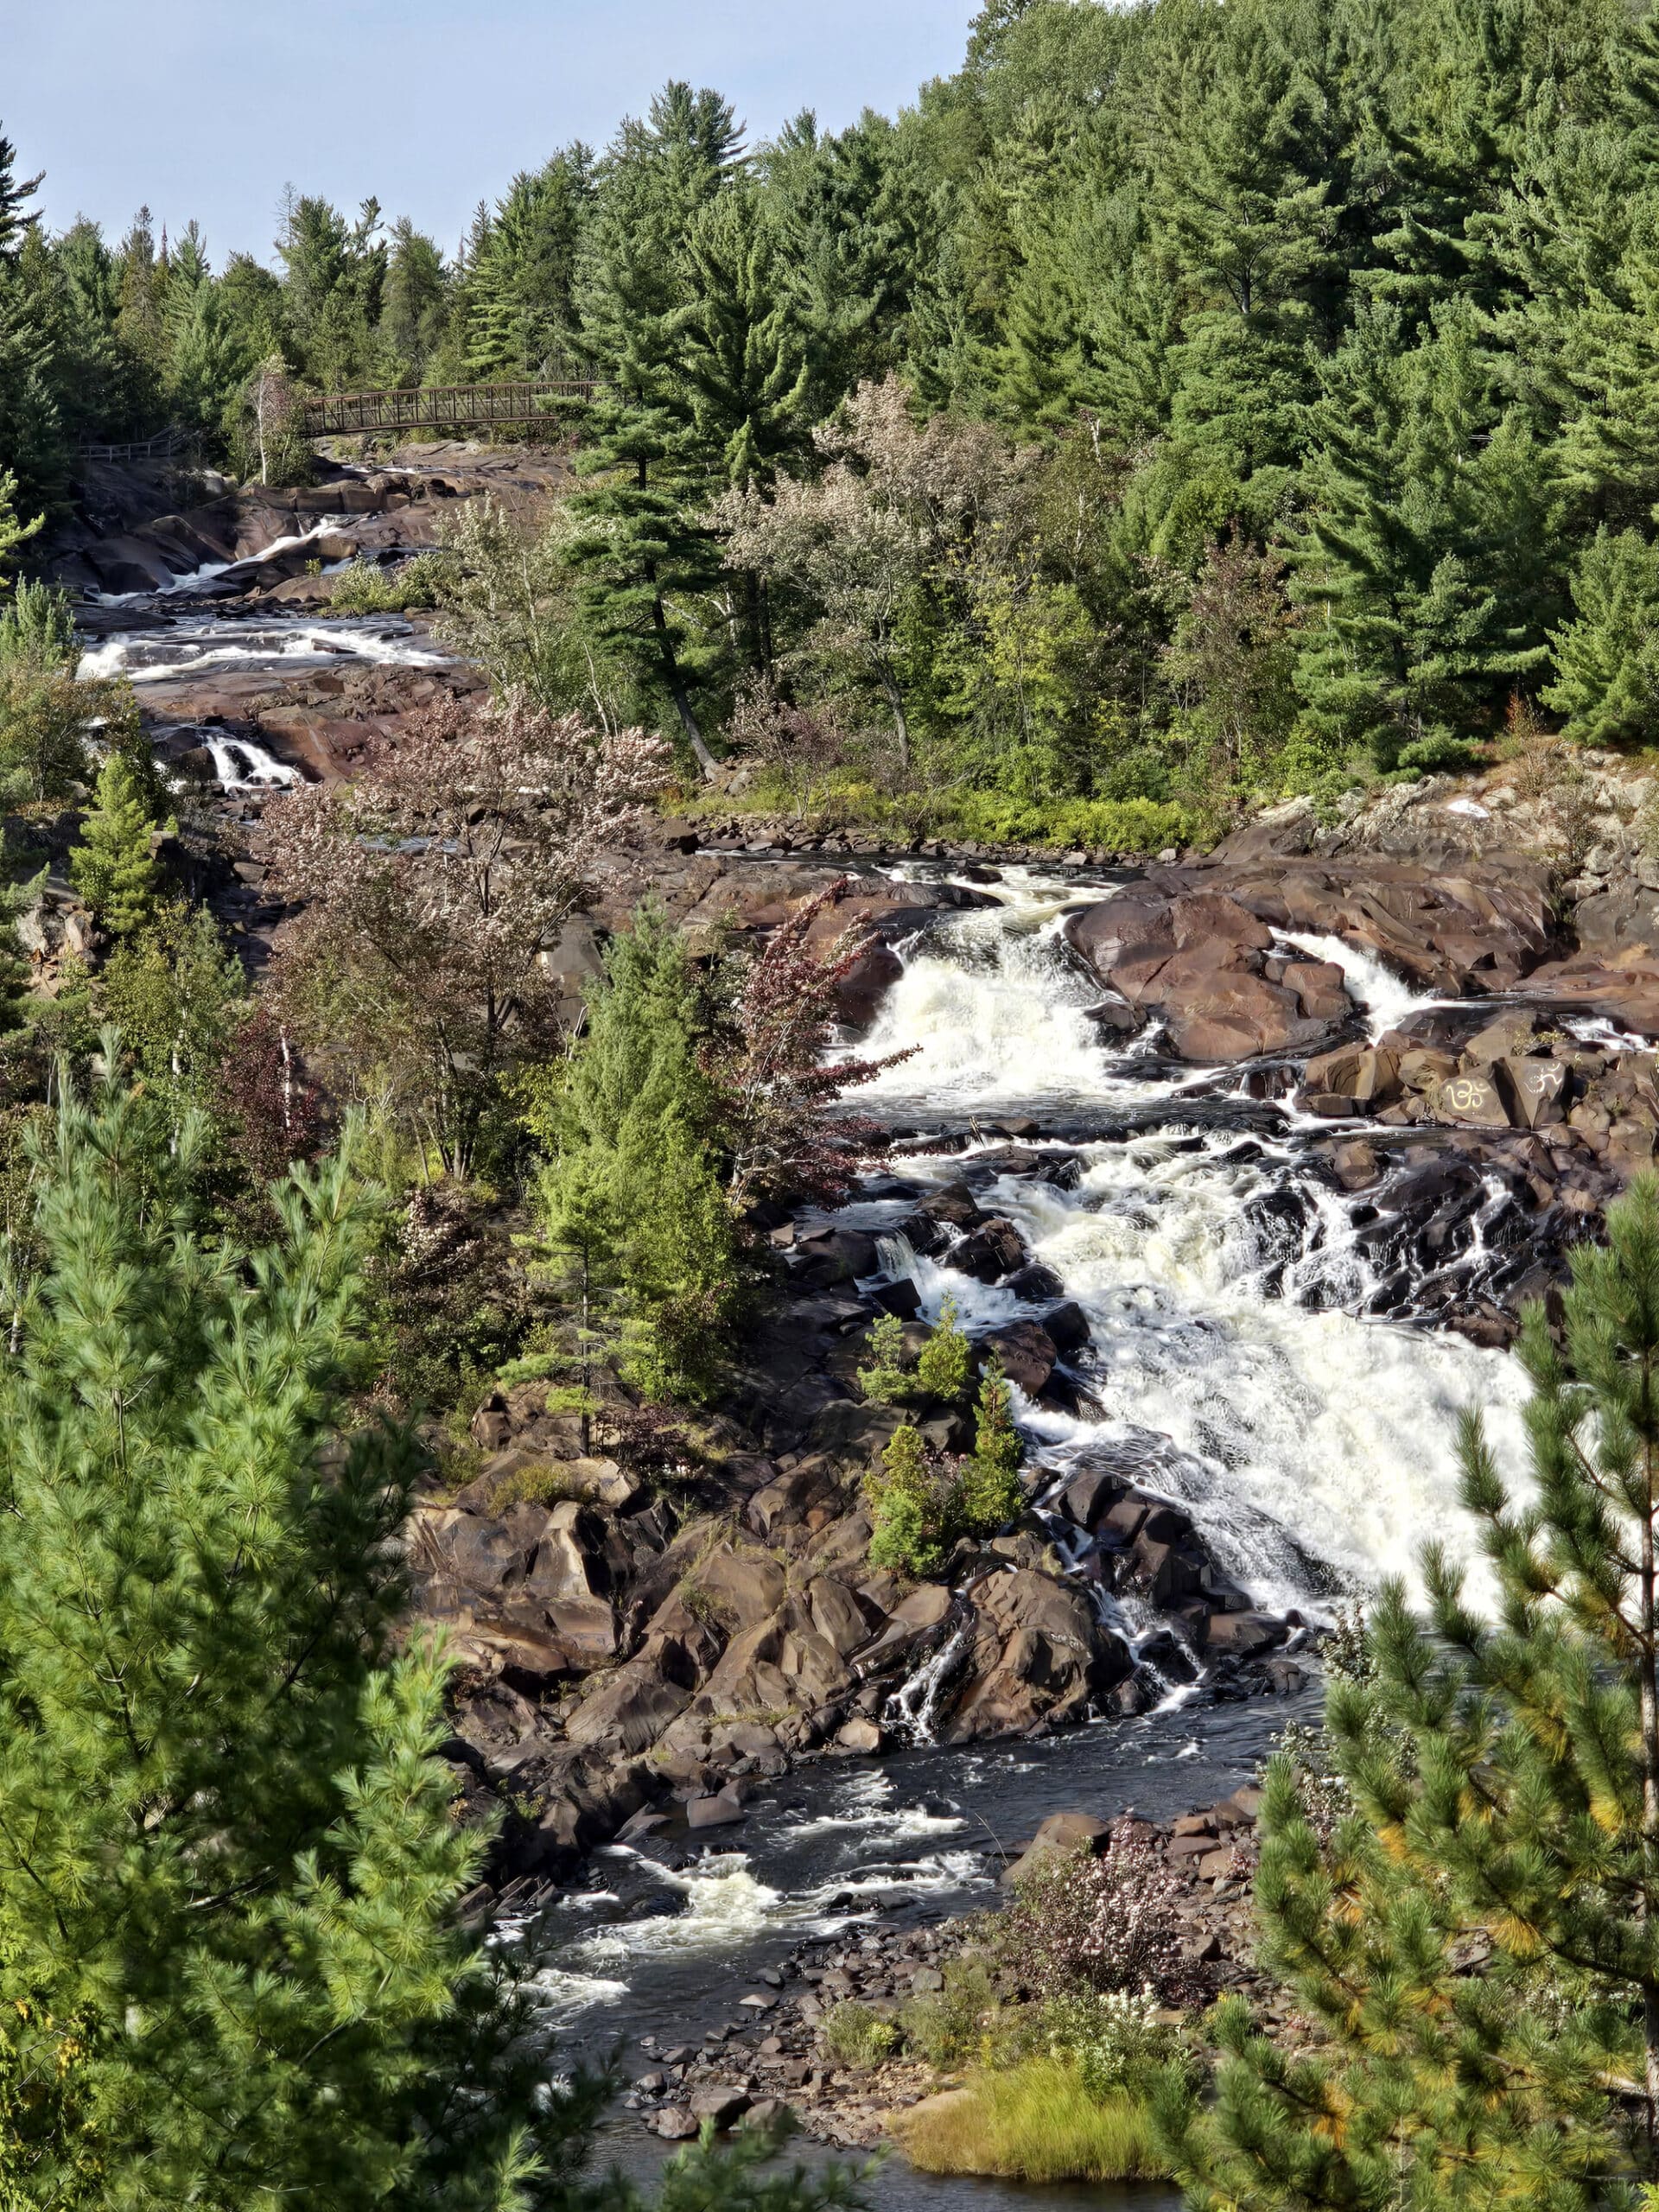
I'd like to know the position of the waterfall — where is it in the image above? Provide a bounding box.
[202,734,300,790]
[845,868,1531,1618]
[1274,926,1451,1041]
[78,615,448,687]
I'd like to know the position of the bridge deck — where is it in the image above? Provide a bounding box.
[302,378,594,438]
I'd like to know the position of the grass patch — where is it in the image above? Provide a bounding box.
[820,2000,899,2068]
[894,2060,1167,2184]
[673,769,1202,856]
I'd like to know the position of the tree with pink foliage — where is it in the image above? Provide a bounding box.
[263,689,669,1174]
[707,875,916,1212]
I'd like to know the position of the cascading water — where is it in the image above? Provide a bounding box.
[77,613,449,687]
[847,870,1531,1621]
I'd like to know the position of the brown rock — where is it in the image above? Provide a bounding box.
[1202,1611,1288,1658]
[947,1218,1027,1283]
[999,1808,1111,1885]
[1431,1071,1512,1128]
[835,1718,886,1754]
[978,1319,1058,1396]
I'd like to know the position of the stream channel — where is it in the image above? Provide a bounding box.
[88,590,1541,2211]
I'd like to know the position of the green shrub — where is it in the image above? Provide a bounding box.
[957,1353,1022,1534]
[896,2061,1167,2182]
[899,1961,1000,2069]
[1042,1986,1194,2101]
[821,2001,898,2068]
[856,1310,912,1403]
[329,551,449,614]
[865,1424,951,1576]
[915,1294,970,1400]
[0,578,75,672]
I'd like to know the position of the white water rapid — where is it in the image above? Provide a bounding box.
[77,614,448,687]
[848,869,1531,1614]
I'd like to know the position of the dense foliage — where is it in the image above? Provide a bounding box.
[10,0,1659,823]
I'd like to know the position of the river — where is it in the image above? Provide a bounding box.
[518,866,1535,2209]
[86,591,1534,2211]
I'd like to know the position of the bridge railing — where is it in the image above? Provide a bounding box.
[76,423,200,465]
[302,378,595,439]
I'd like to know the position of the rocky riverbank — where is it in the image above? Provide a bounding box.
[614,1789,1273,2153]
[46,440,1659,1916]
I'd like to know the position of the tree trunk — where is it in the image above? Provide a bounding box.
[650,588,717,778]
[877,665,911,772]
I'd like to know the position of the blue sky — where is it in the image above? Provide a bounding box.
[5,0,980,265]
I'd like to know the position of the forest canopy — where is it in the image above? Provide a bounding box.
[10,0,1659,826]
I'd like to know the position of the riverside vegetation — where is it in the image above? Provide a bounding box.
[11,0,1659,2203]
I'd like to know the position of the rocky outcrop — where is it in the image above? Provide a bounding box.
[413,1172,1299,1890]
[1065,886,1354,1060]
[620,1787,1281,2153]
[1065,854,1559,1064]
[51,443,574,601]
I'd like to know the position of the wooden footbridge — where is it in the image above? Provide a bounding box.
[302,373,594,440]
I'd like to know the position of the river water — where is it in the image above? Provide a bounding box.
[84,595,1533,2209]
[521,867,1536,2209]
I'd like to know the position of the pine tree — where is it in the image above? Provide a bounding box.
[1160,1173,1659,2207]
[1543,525,1659,746]
[69,749,168,938]
[567,84,742,772]
[0,125,41,266]
[535,907,742,1401]
[0,1077,567,2207]
[1292,297,1556,765]
[958,1352,1023,1533]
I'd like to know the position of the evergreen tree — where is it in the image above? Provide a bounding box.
[1543,525,1659,747]
[69,750,168,939]
[0,124,41,264]
[1292,297,1557,765]
[0,578,75,672]
[0,1078,573,2207]
[567,84,742,771]
[958,1351,1023,1532]
[534,908,743,1401]
[378,217,449,383]
[1160,1173,1659,2206]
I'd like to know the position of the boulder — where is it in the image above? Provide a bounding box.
[1495,1056,1569,1128]
[999,1808,1111,1885]
[702,1613,852,1714]
[808,1574,881,1656]
[1201,1611,1288,1658]
[1430,1071,1512,1129]
[1301,1045,1401,1108]
[686,1788,747,1830]
[698,1548,787,1628]
[946,1217,1027,1282]
[942,1571,1130,1741]
[978,1319,1058,1395]
[565,1637,697,1753]
[1042,1300,1092,1354]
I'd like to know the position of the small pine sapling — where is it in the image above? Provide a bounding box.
[68,748,168,938]
[856,1310,913,1403]
[958,1352,1023,1534]
[916,1294,971,1400]
[865,1423,950,1576]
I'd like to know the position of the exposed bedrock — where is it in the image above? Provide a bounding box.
[1064,856,1560,1064]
